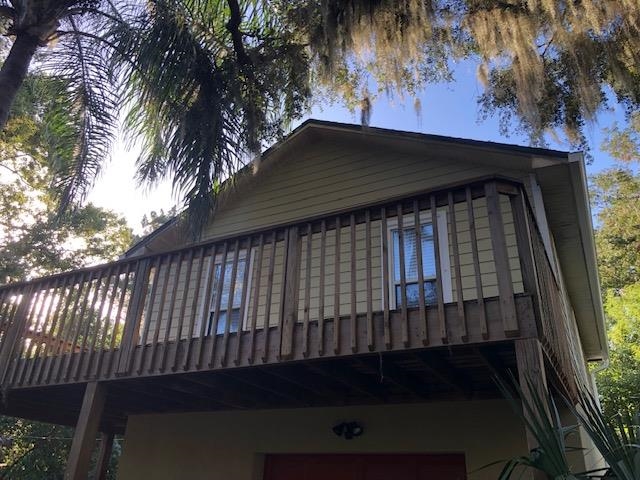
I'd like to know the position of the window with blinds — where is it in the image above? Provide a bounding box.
[206,254,249,335]
[386,209,451,309]
[391,223,437,308]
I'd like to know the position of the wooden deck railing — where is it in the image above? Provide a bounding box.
[522,195,589,398]
[0,178,580,392]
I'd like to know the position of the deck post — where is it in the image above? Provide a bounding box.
[509,189,542,337]
[515,338,549,480]
[116,258,151,376]
[64,381,106,480]
[280,227,301,360]
[94,431,115,480]
[485,181,519,337]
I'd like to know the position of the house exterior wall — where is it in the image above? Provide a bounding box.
[117,400,528,480]
[201,139,527,241]
[139,139,527,343]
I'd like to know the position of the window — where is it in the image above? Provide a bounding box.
[386,211,451,309]
[205,250,253,336]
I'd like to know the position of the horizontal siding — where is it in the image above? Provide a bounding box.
[202,139,529,240]
[139,141,530,342]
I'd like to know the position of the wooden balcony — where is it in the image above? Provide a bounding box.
[0,178,585,430]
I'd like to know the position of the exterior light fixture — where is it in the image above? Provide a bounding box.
[332,421,364,440]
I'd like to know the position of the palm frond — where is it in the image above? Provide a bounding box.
[494,373,575,479]
[571,387,640,480]
[39,10,120,214]
[111,0,311,237]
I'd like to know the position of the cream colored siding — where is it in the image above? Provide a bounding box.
[296,220,383,321]
[140,140,528,341]
[202,139,528,240]
[118,400,530,480]
[245,239,286,329]
[449,194,523,302]
[139,254,212,344]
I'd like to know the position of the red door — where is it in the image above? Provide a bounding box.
[263,453,466,480]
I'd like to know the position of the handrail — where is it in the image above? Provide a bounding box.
[0,177,574,392]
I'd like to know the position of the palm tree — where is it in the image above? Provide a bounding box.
[0,0,121,210]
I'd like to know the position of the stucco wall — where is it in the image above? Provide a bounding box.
[118,400,529,480]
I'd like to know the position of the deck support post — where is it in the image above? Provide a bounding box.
[485,182,519,337]
[515,338,549,480]
[65,381,106,480]
[94,431,115,480]
[116,258,151,376]
[280,227,301,360]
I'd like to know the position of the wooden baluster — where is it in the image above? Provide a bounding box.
[381,207,391,349]
[485,182,518,336]
[280,227,301,360]
[18,282,51,385]
[196,244,220,370]
[448,191,467,342]
[317,220,327,356]
[0,285,35,387]
[86,268,120,379]
[73,270,108,381]
[397,204,409,347]
[183,246,206,370]
[349,214,357,353]
[61,275,91,382]
[261,232,277,363]
[0,290,11,337]
[57,274,91,382]
[148,255,173,373]
[160,251,185,372]
[276,230,290,360]
[247,235,264,365]
[27,278,64,385]
[37,275,74,385]
[431,195,447,344]
[365,210,374,351]
[105,263,134,377]
[208,242,228,366]
[129,257,159,375]
[219,240,240,367]
[195,245,218,369]
[93,266,125,378]
[333,216,341,355]
[233,237,252,366]
[413,199,428,346]
[171,248,195,371]
[466,187,487,339]
[301,224,313,358]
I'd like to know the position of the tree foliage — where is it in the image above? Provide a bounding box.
[0,75,132,284]
[592,131,640,425]
[0,74,130,478]
[597,283,640,421]
[2,0,640,232]
[591,168,640,291]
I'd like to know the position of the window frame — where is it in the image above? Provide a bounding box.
[383,209,452,310]
[195,247,256,337]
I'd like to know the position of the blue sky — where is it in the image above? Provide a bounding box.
[88,59,624,231]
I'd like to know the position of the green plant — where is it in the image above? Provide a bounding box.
[492,375,639,480]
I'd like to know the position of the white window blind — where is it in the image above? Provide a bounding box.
[207,256,247,335]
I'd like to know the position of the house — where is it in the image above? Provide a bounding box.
[0,120,606,479]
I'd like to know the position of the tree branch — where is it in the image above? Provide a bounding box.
[226,0,252,68]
